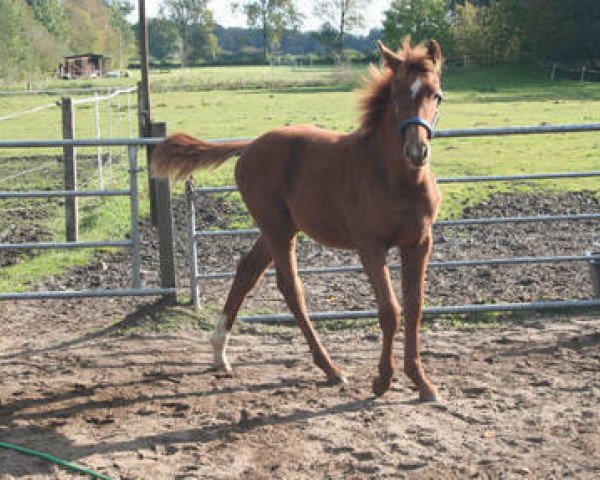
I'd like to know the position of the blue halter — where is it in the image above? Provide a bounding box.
[396,93,443,140]
[397,115,437,139]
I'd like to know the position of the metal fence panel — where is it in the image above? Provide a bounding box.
[185,123,600,320]
[0,142,174,300]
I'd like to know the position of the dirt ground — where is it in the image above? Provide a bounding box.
[0,191,599,479]
[0,298,599,479]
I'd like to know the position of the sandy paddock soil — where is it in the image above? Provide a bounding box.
[0,302,599,479]
[0,191,599,479]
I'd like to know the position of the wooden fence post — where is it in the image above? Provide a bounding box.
[61,97,78,242]
[137,81,158,225]
[148,121,177,302]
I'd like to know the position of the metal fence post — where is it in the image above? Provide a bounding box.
[587,251,600,298]
[128,146,142,289]
[148,122,177,302]
[186,180,200,309]
[61,97,78,242]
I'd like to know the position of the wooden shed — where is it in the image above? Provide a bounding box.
[58,54,111,79]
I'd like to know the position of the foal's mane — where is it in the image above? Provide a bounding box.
[359,38,440,135]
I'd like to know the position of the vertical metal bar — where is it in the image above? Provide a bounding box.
[587,251,600,298]
[129,146,142,289]
[94,93,104,189]
[107,96,113,183]
[117,94,124,161]
[127,92,133,138]
[186,180,200,309]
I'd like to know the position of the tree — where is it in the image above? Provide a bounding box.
[313,21,339,59]
[207,33,219,62]
[314,0,367,63]
[0,1,31,82]
[63,0,122,56]
[451,1,487,61]
[382,0,451,51]
[160,0,213,67]
[529,0,600,63]
[148,17,179,64]
[447,0,600,67]
[25,0,68,42]
[0,0,65,83]
[483,0,526,64]
[102,1,136,69]
[233,0,303,63]
[188,23,215,63]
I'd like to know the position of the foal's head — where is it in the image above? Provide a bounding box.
[377,38,443,169]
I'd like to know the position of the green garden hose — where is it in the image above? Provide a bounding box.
[0,441,112,480]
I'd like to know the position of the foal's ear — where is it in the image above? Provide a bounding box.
[377,41,402,71]
[426,39,442,67]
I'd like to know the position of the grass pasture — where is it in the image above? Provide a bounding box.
[0,64,599,293]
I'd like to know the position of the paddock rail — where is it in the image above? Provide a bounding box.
[187,122,600,321]
[0,138,174,301]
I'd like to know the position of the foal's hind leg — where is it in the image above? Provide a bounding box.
[269,234,345,384]
[211,235,272,372]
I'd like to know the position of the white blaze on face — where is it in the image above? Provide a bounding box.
[210,313,231,372]
[410,78,422,99]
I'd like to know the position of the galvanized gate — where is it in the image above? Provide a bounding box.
[187,123,600,322]
[0,138,174,300]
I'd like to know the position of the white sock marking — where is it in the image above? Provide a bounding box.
[210,313,231,372]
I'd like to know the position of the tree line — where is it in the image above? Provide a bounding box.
[385,0,600,67]
[1,0,599,84]
[0,0,135,83]
[145,0,600,67]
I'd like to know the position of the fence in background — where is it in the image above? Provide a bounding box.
[1,124,599,315]
[71,87,137,189]
[0,138,175,301]
[0,87,137,241]
[550,64,600,83]
[187,122,600,322]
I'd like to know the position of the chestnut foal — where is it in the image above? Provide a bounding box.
[152,38,444,401]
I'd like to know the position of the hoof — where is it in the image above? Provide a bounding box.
[418,387,438,403]
[211,362,232,375]
[326,375,348,386]
[372,376,392,397]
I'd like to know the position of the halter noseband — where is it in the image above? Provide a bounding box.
[396,93,443,140]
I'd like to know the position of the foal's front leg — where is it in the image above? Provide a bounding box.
[400,236,437,402]
[359,248,401,397]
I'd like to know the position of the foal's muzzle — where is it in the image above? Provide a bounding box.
[404,141,430,169]
[397,115,437,169]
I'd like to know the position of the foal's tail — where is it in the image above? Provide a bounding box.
[151,133,251,180]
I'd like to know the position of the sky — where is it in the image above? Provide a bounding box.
[130,1,391,34]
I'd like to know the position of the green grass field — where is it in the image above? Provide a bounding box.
[0,64,353,93]
[1,64,599,292]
